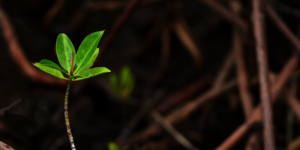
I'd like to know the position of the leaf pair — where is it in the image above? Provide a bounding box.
[33,31,110,81]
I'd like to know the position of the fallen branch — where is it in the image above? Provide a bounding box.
[197,0,248,32]
[216,55,298,149]
[0,141,14,150]
[41,0,66,28]
[252,0,275,149]
[0,5,66,86]
[151,110,199,150]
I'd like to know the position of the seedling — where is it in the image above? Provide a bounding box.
[33,31,110,150]
[108,142,119,150]
[109,66,135,100]
[108,142,147,150]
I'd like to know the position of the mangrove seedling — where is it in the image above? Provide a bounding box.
[109,66,135,100]
[33,31,110,150]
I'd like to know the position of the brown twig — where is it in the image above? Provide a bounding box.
[135,12,166,57]
[0,99,22,117]
[245,132,261,150]
[197,0,248,32]
[68,0,161,34]
[41,0,66,28]
[286,136,300,150]
[156,76,211,113]
[252,0,275,149]
[153,25,171,82]
[231,0,253,119]
[96,0,143,63]
[212,51,234,89]
[115,90,165,144]
[266,5,300,54]
[172,17,202,69]
[151,110,199,150]
[130,79,238,144]
[0,6,66,86]
[0,141,14,150]
[285,90,300,123]
[216,55,298,149]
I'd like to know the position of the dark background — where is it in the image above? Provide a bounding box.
[0,0,299,150]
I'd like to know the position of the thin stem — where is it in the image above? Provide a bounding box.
[64,78,76,150]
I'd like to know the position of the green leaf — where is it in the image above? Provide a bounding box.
[89,67,110,77]
[108,142,119,150]
[33,63,67,80]
[56,33,76,74]
[40,59,67,74]
[73,67,110,81]
[74,48,99,76]
[74,31,104,73]
[120,66,134,92]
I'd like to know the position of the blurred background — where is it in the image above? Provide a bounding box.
[0,0,300,149]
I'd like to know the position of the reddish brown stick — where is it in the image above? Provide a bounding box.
[216,55,298,149]
[252,0,275,149]
[231,0,253,119]
[153,26,171,82]
[197,0,248,32]
[156,76,211,113]
[41,0,66,28]
[0,6,66,86]
[266,5,300,53]
[130,79,238,143]
[285,90,300,122]
[97,0,142,62]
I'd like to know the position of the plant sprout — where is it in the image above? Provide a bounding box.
[33,31,110,150]
[109,66,135,100]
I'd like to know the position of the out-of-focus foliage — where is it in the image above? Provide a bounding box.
[109,66,135,100]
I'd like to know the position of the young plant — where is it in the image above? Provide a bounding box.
[109,66,135,100]
[33,31,110,150]
[108,142,147,150]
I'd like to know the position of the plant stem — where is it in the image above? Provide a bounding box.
[64,77,76,150]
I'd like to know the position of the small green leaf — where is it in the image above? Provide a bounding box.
[73,67,110,81]
[33,63,67,80]
[120,66,134,92]
[74,31,104,73]
[74,48,99,76]
[56,33,76,74]
[40,59,67,74]
[108,142,119,150]
[89,67,110,77]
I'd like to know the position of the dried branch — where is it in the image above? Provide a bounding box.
[172,17,202,69]
[130,79,238,144]
[197,0,248,32]
[156,76,211,113]
[252,0,275,149]
[0,99,21,117]
[286,136,300,150]
[212,51,234,89]
[153,25,171,82]
[0,141,14,150]
[96,0,143,63]
[245,132,261,150]
[41,0,66,28]
[0,6,66,86]
[231,0,253,119]
[135,12,166,57]
[285,90,300,122]
[265,5,300,54]
[151,110,199,150]
[216,55,298,149]
[68,0,161,33]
